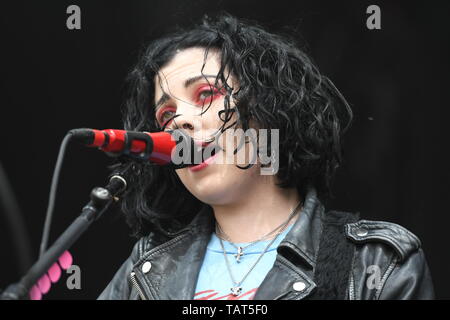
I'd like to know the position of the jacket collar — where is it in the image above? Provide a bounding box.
[252,186,323,299]
[278,185,324,269]
[132,186,324,300]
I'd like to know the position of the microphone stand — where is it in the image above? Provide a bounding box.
[0,166,130,300]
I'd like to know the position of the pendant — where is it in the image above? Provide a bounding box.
[230,286,242,296]
[234,246,244,262]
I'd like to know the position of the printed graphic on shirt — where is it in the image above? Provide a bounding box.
[194,288,258,300]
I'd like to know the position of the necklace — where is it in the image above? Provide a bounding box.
[216,201,302,263]
[215,224,275,262]
[218,202,302,296]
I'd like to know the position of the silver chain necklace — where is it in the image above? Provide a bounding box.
[216,201,302,263]
[217,202,302,296]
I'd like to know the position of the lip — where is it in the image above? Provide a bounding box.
[188,150,219,172]
[194,140,214,148]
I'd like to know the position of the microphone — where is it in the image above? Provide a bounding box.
[69,128,195,167]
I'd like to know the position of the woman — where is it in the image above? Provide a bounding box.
[98,14,434,300]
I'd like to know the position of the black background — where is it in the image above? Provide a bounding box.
[1,0,449,299]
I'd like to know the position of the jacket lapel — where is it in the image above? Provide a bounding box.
[253,186,323,300]
[132,205,215,300]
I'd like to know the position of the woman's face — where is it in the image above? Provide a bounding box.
[153,47,263,206]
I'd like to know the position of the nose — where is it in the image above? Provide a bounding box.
[172,112,216,145]
[172,113,195,132]
[171,101,216,144]
[169,101,198,137]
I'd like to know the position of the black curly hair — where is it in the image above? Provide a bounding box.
[117,13,353,238]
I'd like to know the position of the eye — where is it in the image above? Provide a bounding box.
[157,108,176,127]
[198,89,215,100]
[196,85,224,105]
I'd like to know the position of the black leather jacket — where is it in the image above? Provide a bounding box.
[98,187,435,300]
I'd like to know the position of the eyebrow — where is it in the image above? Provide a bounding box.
[155,74,218,109]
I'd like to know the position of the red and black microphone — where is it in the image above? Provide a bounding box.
[69,128,195,167]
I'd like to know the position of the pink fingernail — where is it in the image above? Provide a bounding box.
[37,273,51,294]
[48,262,62,283]
[29,285,42,300]
[58,251,73,270]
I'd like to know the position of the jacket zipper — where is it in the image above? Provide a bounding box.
[375,258,397,299]
[128,232,191,300]
[129,272,147,300]
[349,272,355,300]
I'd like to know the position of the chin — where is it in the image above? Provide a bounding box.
[177,166,236,204]
[176,162,259,205]
[183,174,232,205]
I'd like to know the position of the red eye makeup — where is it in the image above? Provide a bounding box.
[194,84,225,105]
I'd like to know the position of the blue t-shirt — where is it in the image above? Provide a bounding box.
[194,224,294,300]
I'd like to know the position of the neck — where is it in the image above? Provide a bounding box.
[211,177,302,243]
